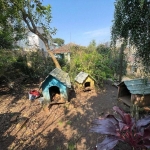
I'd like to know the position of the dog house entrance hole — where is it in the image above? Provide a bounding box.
[84,82,91,91]
[85,82,90,88]
[118,84,131,106]
[49,86,60,101]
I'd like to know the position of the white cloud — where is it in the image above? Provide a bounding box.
[83,27,111,38]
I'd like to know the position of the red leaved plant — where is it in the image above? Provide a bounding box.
[91,106,150,150]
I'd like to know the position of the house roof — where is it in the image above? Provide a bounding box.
[118,78,150,95]
[52,43,76,54]
[41,68,71,88]
[75,72,90,84]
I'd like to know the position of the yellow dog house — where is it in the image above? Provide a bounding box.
[75,72,95,91]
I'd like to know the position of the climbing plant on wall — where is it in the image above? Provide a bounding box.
[112,0,150,73]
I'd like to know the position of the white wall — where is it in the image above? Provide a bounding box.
[16,27,50,51]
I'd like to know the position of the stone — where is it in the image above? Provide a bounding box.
[10,114,19,122]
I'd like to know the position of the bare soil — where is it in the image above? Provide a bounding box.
[0,81,130,150]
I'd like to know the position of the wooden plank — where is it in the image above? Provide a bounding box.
[119,96,132,107]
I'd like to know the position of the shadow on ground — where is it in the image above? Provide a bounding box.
[0,81,131,150]
[0,112,21,149]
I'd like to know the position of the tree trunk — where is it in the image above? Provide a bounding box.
[35,31,61,69]
[44,42,61,69]
[21,10,61,69]
[119,44,124,82]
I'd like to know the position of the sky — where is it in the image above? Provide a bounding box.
[43,0,115,46]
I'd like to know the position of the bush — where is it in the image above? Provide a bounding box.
[63,43,113,85]
[91,106,150,150]
[0,49,58,85]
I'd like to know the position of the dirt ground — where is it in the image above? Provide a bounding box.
[0,81,130,150]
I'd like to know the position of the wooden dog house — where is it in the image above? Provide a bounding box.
[118,78,150,107]
[40,68,71,104]
[75,72,95,91]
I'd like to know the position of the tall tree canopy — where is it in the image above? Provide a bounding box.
[53,38,64,46]
[0,0,61,68]
[112,0,150,71]
[0,0,25,48]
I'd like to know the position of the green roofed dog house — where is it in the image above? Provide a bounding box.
[40,68,71,104]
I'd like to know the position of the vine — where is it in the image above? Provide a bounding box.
[111,0,150,75]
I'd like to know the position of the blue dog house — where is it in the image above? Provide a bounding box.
[40,68,71,104]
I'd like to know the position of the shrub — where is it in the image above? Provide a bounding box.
[65,44,113,85]
[91,106,150,150]
[0,49,57,84]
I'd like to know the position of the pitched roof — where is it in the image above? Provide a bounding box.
[50,68,71,88]
[118,78,150,95]
[75,72,89,84]
[52,43,76,54]
[40,68,71,88]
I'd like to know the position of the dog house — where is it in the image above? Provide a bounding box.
[118,78,150,107]
[75,72,95,91]
[40,68,71,104]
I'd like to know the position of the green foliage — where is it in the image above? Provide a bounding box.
[96,44,110,55]
[112,0,150,73]
[53,38,65,46]
[0,0,26,48]
[87,40,96,52]
[0,49,57,84]
[67,142,76,150]
[25,50,55,79]
[0,0,54,35]
[96,44,127,81]
[0,0,54,48]
[0,0,61,68]
[63,42,114,85]
[0,50,17,80]
[0,30,14,49]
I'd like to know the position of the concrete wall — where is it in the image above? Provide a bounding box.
[16,28,51,52]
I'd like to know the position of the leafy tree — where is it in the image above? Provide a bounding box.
[53,38,64,46]
[0,0,25,49]
[87,40,96,52]
[96,43,127,81]
[64,42,113,85]
[96,44,110,55]
[0,50,17,81]
[0,49,57,87]
[112,0,150,72]
[0,30,14,49]
[0,0,61,68]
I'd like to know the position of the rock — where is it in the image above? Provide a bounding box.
[10,114,19,122]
